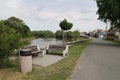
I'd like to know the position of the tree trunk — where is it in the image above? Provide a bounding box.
[62,31,65,44]
[65,30,67,42]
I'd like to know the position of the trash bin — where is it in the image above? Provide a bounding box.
[20,49,32,73]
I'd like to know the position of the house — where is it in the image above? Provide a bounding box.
[90,30,98,37]
[115,29,120,42]
[90,29,108,38]
[80,32,89,38]
[105,27,120,42]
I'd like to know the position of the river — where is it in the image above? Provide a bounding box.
[29,38,63,47]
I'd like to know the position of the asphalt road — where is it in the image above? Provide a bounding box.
[71,38,120,80]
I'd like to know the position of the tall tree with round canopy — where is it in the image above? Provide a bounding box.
[59,19,73,43]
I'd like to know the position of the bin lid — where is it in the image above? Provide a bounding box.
[20,49,31,56]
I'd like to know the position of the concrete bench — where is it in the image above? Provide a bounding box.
[47,45,69,57]
[24,45,46,57]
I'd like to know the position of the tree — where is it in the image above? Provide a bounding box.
[0,16,32,67]
[95,0,120,28]
[73,30,80,40]
[59,19,73,43]
[66,31,74,40]
[4,16,32,37]
[55,30,63,39]
[0,21,22,67]
[32,30,55,38]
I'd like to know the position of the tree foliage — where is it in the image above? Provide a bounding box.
[55,30,63,39]
[0,17,32,67]
[59,19,73,30]
[55,30,80,40]
[59,19,73,43]
[73,30,80,39]
[32,30,55,38]
[0,21,23,67]
[95,0,120,28]
[4,16,32,37]
[66,31,74,40]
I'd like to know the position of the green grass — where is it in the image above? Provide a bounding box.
[0,40,90,80]
[107,40,120,46]
[0,60,23,80]
[23,40,90,80]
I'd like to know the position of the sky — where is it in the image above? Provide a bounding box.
[0,0,107,32]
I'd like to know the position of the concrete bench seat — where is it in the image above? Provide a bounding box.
[24,45,46,57]
[47,44,69,57]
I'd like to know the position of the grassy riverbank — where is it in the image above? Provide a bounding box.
[0,40,90,80]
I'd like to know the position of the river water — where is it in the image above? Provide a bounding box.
[29,38,62,47]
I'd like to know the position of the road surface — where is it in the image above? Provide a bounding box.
[71,38,120,80]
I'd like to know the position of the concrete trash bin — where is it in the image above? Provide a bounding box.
[20,49,32,73]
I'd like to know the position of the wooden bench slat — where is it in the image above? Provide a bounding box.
[47,45,69,57]
[23,45,46,57]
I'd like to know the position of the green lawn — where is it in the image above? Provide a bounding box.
[0,40,90,80]
[107,40,120,46]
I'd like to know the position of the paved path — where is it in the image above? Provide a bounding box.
[71,38,120,80]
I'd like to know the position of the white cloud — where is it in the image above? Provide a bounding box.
[5,0,19,8]
[0,0,106,32]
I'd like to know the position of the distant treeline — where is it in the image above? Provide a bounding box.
[33,30,80,40]
[32,30,55,38]
[55,30,80,40]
